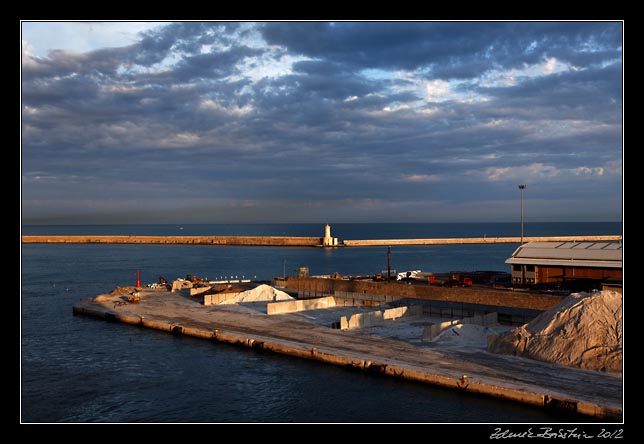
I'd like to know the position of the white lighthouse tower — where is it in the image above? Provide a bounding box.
[322,224,338,247]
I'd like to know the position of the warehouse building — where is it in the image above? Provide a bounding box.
[505,241,622,288]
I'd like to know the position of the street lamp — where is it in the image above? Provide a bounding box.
[518,184,526,243]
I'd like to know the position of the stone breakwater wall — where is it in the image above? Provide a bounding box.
[342,235,622,246]
[22,234,621,247]
[21,235,323,247]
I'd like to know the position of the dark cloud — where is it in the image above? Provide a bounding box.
[262,22,621,78]
[21,21,623,223]
[168,46,262,81]
[477,62,622,123]
[133,22,247,64]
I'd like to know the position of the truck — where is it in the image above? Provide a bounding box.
[396,270,420,281]
[432,273,473,287]
[374,270,397,281]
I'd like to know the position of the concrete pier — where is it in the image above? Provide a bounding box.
[342,235,622,247]
[23,234,621,247]
[22,235,324,247]
[72,287,622,420]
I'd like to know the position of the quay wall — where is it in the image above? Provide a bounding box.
[342,235,622,246]
[21,235,323,247]
[274,277,565,312]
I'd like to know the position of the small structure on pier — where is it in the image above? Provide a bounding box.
[322,224,339,247]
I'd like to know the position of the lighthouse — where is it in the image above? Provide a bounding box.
[322,224,338,247]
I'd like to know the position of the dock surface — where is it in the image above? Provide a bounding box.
[73,288,622,420]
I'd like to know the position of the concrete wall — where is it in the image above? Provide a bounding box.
[415,300,538,326]
[203,292,241,305]
[171,280,193,292]
[333,292,400,306]
[278,277,565,311]
[340,305,423,330]
[189,286,212,297]
[342,235,622,247]
[267,296,336,315]
[422,312,498,342]
[21,235,323,247]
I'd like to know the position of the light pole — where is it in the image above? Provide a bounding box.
[518,184,526,243]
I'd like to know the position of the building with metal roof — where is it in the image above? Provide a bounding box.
[505,241,622,287]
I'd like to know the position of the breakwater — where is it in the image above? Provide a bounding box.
[21,235,323,246]
[342,235,622,246]
[22,234,622,247]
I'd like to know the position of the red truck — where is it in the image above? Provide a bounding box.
[435,274,473,287]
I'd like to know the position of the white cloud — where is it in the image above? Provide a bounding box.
[392,71,491,106]
[400,174,442,183]
[574,166,605,176]
[376,56,579,109]
[344,95,358,102]
[383,103,410,112]
[483,120,506,128]
[101,84,142,94]
[159,132,203,148]
[21,22,165,57]
[479,56,582,88]
[234,51,311,83]
[199,99,253,116]
[485,163,560,182]
[23,172,88,183]
[424,79,451,102]
[420,107,440,116]
[22,105,38,115]
[484,161,619,182]
[21,39,41,69]
[541,57,559,74]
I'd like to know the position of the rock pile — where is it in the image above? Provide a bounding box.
[487,291,622,372]
[219,284,294,304]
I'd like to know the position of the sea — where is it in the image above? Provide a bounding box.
[20,222,623,425]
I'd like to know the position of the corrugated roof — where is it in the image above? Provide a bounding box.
[505,241,622,268]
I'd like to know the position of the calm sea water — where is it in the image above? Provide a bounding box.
[20,223,621,424]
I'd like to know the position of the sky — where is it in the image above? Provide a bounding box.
[20,21,623,224]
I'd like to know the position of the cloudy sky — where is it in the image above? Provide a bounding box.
[21,21,623,224]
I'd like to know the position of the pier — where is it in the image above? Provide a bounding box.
[342,235,621,246]
[21,235,323,247]
[22,234,622,247]
[72,284,622,420]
